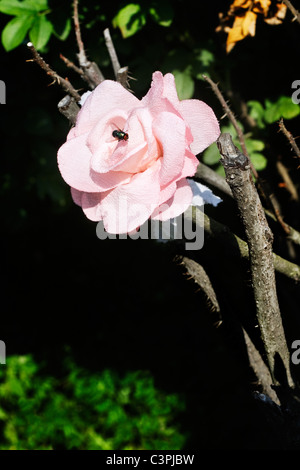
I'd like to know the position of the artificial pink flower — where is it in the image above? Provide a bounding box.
[57,71,220,233]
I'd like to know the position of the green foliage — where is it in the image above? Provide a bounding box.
[264,96,300,123]
[0,356,186,450]
[112,3,146,39]
[202,121,267,175]
[160,46,216,100]
[248,96,300,127]
[148,2,174,27]
[0,0,70,51]
[203,95,300,174]
[112,1,174,38]
[173,68,194,100]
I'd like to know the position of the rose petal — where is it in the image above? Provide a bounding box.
[58,132,131,192]
[162,73,180,105]
[153,112,186,186]
[81,192,103,221]
[90,110,147,173]
[75,80,140,136]
[158,181,177,205]
[71,187,82,206]
[151,179,193,221]
[140,71,164,109]
[87,108,129,156]
[100,160,161,233]
[58,132,100,192]
[181,148,200,178]
[178,99,220,155]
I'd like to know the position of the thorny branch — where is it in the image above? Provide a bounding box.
[203,74,293,237]
[73,0,104,88]
[73,0,86,66]
[183,208,300,282]
[59,53,85,79]
[178,256,221,315]
[217,133,294,387]
[242,328,280,405]
[195,162,300,246]
[202,74,258,178]
[276,160,299,202]
[279,118,300,164]
[27,42,81,101]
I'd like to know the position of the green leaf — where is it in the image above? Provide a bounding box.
[1,14,34,51]
[264,96,300,123]
[0,0,36,15]
[195,49,215,67]
[173,69,194,100]
[245,138,265,152]
[53,17,71,41]
[277,96,300,120]
[29,14,52,50]
[264,104,281,124]
[220,121,244,137]
[112,4,146,38]
[149,2,174,27]
[215,164,225,178]
[250,152,267,171]
[26,0,48,9]
[247,100,265,129]
[202,143,220,165]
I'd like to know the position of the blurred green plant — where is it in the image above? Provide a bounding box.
[202,96,300,175]
[248,96,300,127]
[202,121,267,177]
[0,355,186,450]
[0,0,71,51]
[112,1,174,39]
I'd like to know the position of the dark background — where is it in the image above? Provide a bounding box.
[1,0,300,449]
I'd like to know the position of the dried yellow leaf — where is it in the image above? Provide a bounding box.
[243,10,257,36]
[253,0,271,15]
[226,11,257,52]
[230,0,253,9]
[264,3,287,24]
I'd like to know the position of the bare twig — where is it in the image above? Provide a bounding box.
[27,42,81,101]
[178,252,280,403]
[282,0,300,24]
[202,76,293,235]
[103,28,129,88]
[117,66,130,89]
[73,0,104,87]
[278,118,300,163]
[57,95,80,124]
[267,191,291,235]
[217,133,294,387]
[60,53,84,77]
[182,206,300,282]
[73,0,86,65]
[195,161,233,198]
[226,89,257,129]
[195,162,300,246]
[202,74,258,179]
[103,28,121,78]
[242,328,281,405]
[178,256,221,314]
[276,160,299,201]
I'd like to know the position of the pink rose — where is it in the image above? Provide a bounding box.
[57,71,220,233]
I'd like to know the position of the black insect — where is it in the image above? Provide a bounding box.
[112,128,129,141]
